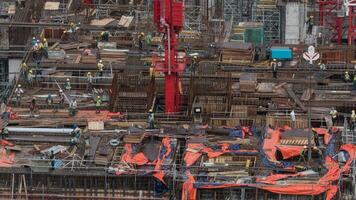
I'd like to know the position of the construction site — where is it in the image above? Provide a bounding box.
[0,0,356,199]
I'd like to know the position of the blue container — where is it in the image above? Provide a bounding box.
[271,47,292,60]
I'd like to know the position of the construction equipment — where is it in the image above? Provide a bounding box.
[153,0,186,113]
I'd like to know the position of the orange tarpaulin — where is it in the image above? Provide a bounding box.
[153,171,166,185]
[0,147,15,167]
[182,172,196,200]
[276,145,304,159]
[313,128,332,145]
[121,144,148,166]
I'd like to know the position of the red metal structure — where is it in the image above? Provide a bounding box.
[153,0,185,113]
[349,1,356,44]
[318,0,343,44]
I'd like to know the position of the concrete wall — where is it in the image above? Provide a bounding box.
[285,2,305,44]
[8,59,21,81]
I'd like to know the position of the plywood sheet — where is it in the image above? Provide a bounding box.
[44,2,60,10]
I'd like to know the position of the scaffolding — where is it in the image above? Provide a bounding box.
[252,1,281,44]
[184,0,202,32]
[223,0,254,25]
[317,0,343,44]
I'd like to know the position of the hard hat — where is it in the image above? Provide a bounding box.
[149,109,153,113]
[352,110,355,113]
[32,37,35,39]
[59,89,63,92]
[346,71,349,74]
[18,84,21,87]
[29,69,33,73]
[70,22,74,26]
[43,38,47,41]
[310,15,314,18]
[32,97,36,100]
[36,40,40,42]
[273,59,276,61]
[193,56,197,59]
[88,72,91,74]
[140,32,145,36]
[66,78,70,81]
[97,96,101,99]
[99,60,102,63]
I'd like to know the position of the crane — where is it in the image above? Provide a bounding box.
[153,0,185,113]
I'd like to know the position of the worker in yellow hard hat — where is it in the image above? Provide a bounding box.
[271,59,277,78]
[148,109,155,129]
[97,60,104,77]
[95,96,102,114]
[138,32,145,50]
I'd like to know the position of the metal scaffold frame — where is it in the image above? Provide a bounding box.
[224,0,254,25]
[317,0,343,44]
[252,2,281,44]
[184,0,202,32]
[348,1,356,45]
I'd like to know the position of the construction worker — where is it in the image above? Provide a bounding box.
[345,71,351,82]
[31,37,37,47]
[138,32,144,50]
[64,78,71,90]
[100,31,110,42]
[330,107,338,126]
[351,110,356,131]
[29,97,36,117]
[190,56,198,74]
[27,69,33,85]
[147,109,155,129]
[14,84,24,106]
[318,62,326,70]
[46,93,53,105]
[306,15,314,34]
[58,89,65,108]
[69,99,77,116]
[21,62,28,78]
[43,38,49,58]
[95,96,102,114]
[144,33,152,53]
[271,59,277,78]
[70,125,82,145]
[86,72,93,92]
[1,127,9,139]
[97,60,104,77]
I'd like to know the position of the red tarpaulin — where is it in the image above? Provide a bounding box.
[339,144,356,173]
[276,145,304,159]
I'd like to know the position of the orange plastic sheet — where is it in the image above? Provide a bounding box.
[276,145,304,159]
[263,128,281,161]
[155,137,171,170]
[153,137,172,185]
[0,147,15,167]
[121,144,148,166]
[153,171,166,185]
[184,143,204,167]
[339,144,356,173]
[182,171,196,200]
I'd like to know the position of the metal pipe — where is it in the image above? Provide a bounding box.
[167,26,171,75]
[7,127,73,134]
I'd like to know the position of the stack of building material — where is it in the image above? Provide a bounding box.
[46,50,66,62]
[118,16,134,28]
[59,42,90,50]
[220,42,254,65]
[90,18,118,28]
[81,48,97,64]
[256,0,277,9]
[99,49,128,63]
[123,134,145,144]
[239,73,257,92]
